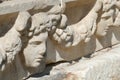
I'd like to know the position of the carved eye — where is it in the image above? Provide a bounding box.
[29,41,42,45]
[52,18,57,22]
[39,23,43,26]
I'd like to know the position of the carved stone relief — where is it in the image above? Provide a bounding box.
[0,0,120,80]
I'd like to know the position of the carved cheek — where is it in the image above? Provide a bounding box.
[23,46,35,66]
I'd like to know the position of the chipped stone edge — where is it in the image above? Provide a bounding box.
[0,0,75,15]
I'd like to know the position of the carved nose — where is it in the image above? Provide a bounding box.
[39,49,46,56]
[38,43,46,56]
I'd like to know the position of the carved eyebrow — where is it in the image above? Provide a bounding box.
[29,41,42,45]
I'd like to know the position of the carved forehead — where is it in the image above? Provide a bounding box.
[29,32,48,43]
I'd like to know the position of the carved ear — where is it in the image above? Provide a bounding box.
[47,1,66,14]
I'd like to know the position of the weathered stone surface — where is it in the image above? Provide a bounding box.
[27,44,120,80]
[63,45,120,80]
[0,0,77,15]
[0,0,120,80]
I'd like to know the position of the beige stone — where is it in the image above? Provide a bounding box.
[0,0,120,80]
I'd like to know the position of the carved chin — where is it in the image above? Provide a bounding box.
[26,58,45,68]
[28,59,46,73]
[31,62,41,68]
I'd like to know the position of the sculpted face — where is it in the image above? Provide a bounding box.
[96,18,109,36]
[23,32,48,73]
[96,9,114,36]
[23,9,62,74]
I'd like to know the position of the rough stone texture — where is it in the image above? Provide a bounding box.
[63,45,120,80]
[27,44,120,80]
[0,0,120,80]
[0,0,76,15]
